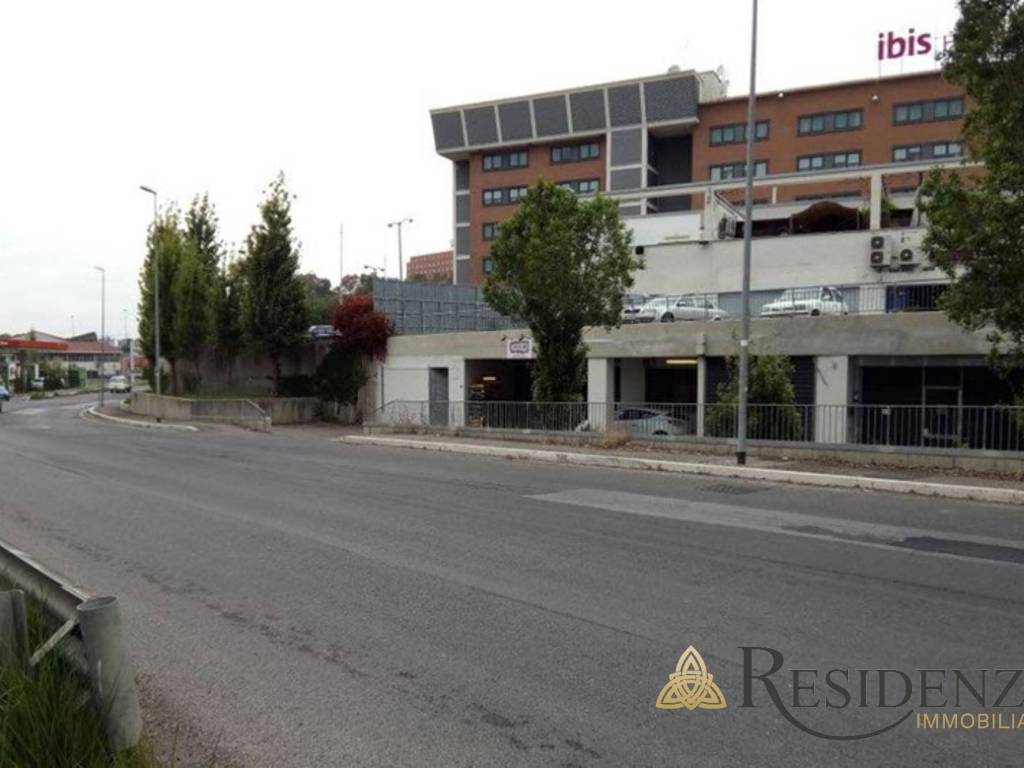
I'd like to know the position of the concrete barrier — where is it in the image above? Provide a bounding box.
[129,393,321,430]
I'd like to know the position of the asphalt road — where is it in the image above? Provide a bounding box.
[1,395,1023,767]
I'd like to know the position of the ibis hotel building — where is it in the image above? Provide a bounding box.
[369,66,1016,461]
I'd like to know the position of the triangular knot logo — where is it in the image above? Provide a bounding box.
[655,645,727,711]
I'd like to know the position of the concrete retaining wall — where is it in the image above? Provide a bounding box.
[129,393,321,430]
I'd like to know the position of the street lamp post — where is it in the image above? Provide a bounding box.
[94,266,106,408]
[387,218,413,281]
[736,0,759,466]
[139,185,160,396]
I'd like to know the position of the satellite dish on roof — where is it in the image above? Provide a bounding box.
[667,64,681,74]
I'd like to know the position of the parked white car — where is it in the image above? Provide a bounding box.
[760,286,849,317]
[105,375,131,394]
[636,295,728,323]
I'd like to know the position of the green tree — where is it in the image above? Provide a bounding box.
[171,241,212,393]
[184,194,222,278]
[137,207,185,390]
[920,0,1024,380]
[211,258,244,363]
[299,272,337,324]
[340,272,374,296]
[706,351,803,440]
[239,174,309,393]
[483,180,640,401]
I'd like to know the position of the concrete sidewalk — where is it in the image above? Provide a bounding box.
[336,432,1024,505]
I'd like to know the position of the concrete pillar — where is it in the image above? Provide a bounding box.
[587,358,615,431]
[869,173,883,230]
[814,355,850,444]
[618,358,645,404]
[696,356,707,438]
[448,359,466,427]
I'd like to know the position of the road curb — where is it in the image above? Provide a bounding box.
[81,406,199,432]
[335,435,1024,506]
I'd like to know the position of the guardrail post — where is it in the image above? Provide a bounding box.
[77,596,142,751]
[0,589,30,667]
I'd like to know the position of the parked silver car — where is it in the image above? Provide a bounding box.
[621,294,649,324]
[636,295,728,323]
[613,407,691,436]
[760,286,849,317]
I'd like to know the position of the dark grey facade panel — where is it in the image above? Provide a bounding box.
[570,90,606,132]
[464,106,499,146]
[454,161,470,191]
[455,226,470,254]
[533,95,569,136]
[643,76,698,123]
[455,259,470,285]
[432,111,465,150]
[610,129,643,166]
[610,167,643,191]
[618,204,642,216]
[455,195,470,223]
[608,84,642,127]
[498,100,533,141]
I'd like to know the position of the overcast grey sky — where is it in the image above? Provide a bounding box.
[0,0,959,338]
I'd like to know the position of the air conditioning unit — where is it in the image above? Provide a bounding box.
[717,217,738,239]
[869,234,892,270]
[897,246,922,268]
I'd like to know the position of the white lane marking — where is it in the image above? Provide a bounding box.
[528,488,1024,566]
[10,408,44,416]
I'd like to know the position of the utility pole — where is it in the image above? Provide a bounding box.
[387,218,413,281]
[736,0,759,466]
[139,186,160,395]
[338,222,345,302]
[94,266,106,407]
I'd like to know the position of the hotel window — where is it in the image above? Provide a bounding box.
[482,222,498,241]
[551,142,600,164]
[559,179,600,194]
[892,141,962,163]
[893,97,964,125]
[709,120,770,146]
[483,186,528,206]
[482,257,495,274]
[797,109,863,136]
[796,150,862,172]
[482,149,529,171]
[708,161,768,181]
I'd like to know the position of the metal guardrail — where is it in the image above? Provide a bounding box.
[369,400,1024,455]
[0,537,142,750]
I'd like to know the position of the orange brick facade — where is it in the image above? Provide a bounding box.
[407,249,454,281]
[465,140,606,285]
[694,71,967,207]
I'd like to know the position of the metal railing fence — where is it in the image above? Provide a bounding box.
[369,400,1024,455]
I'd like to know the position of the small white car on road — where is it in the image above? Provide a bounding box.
[105,375,131,394]
[760,286,849,317]
[636,295,728,323]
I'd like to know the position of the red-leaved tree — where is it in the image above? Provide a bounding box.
[331,294,392,359]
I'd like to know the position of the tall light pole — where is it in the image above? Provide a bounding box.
[94,266,106,407]
[338,222,345,302]
[736,0,759,466]
[387,218,413,281]
[139,185,161,395]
